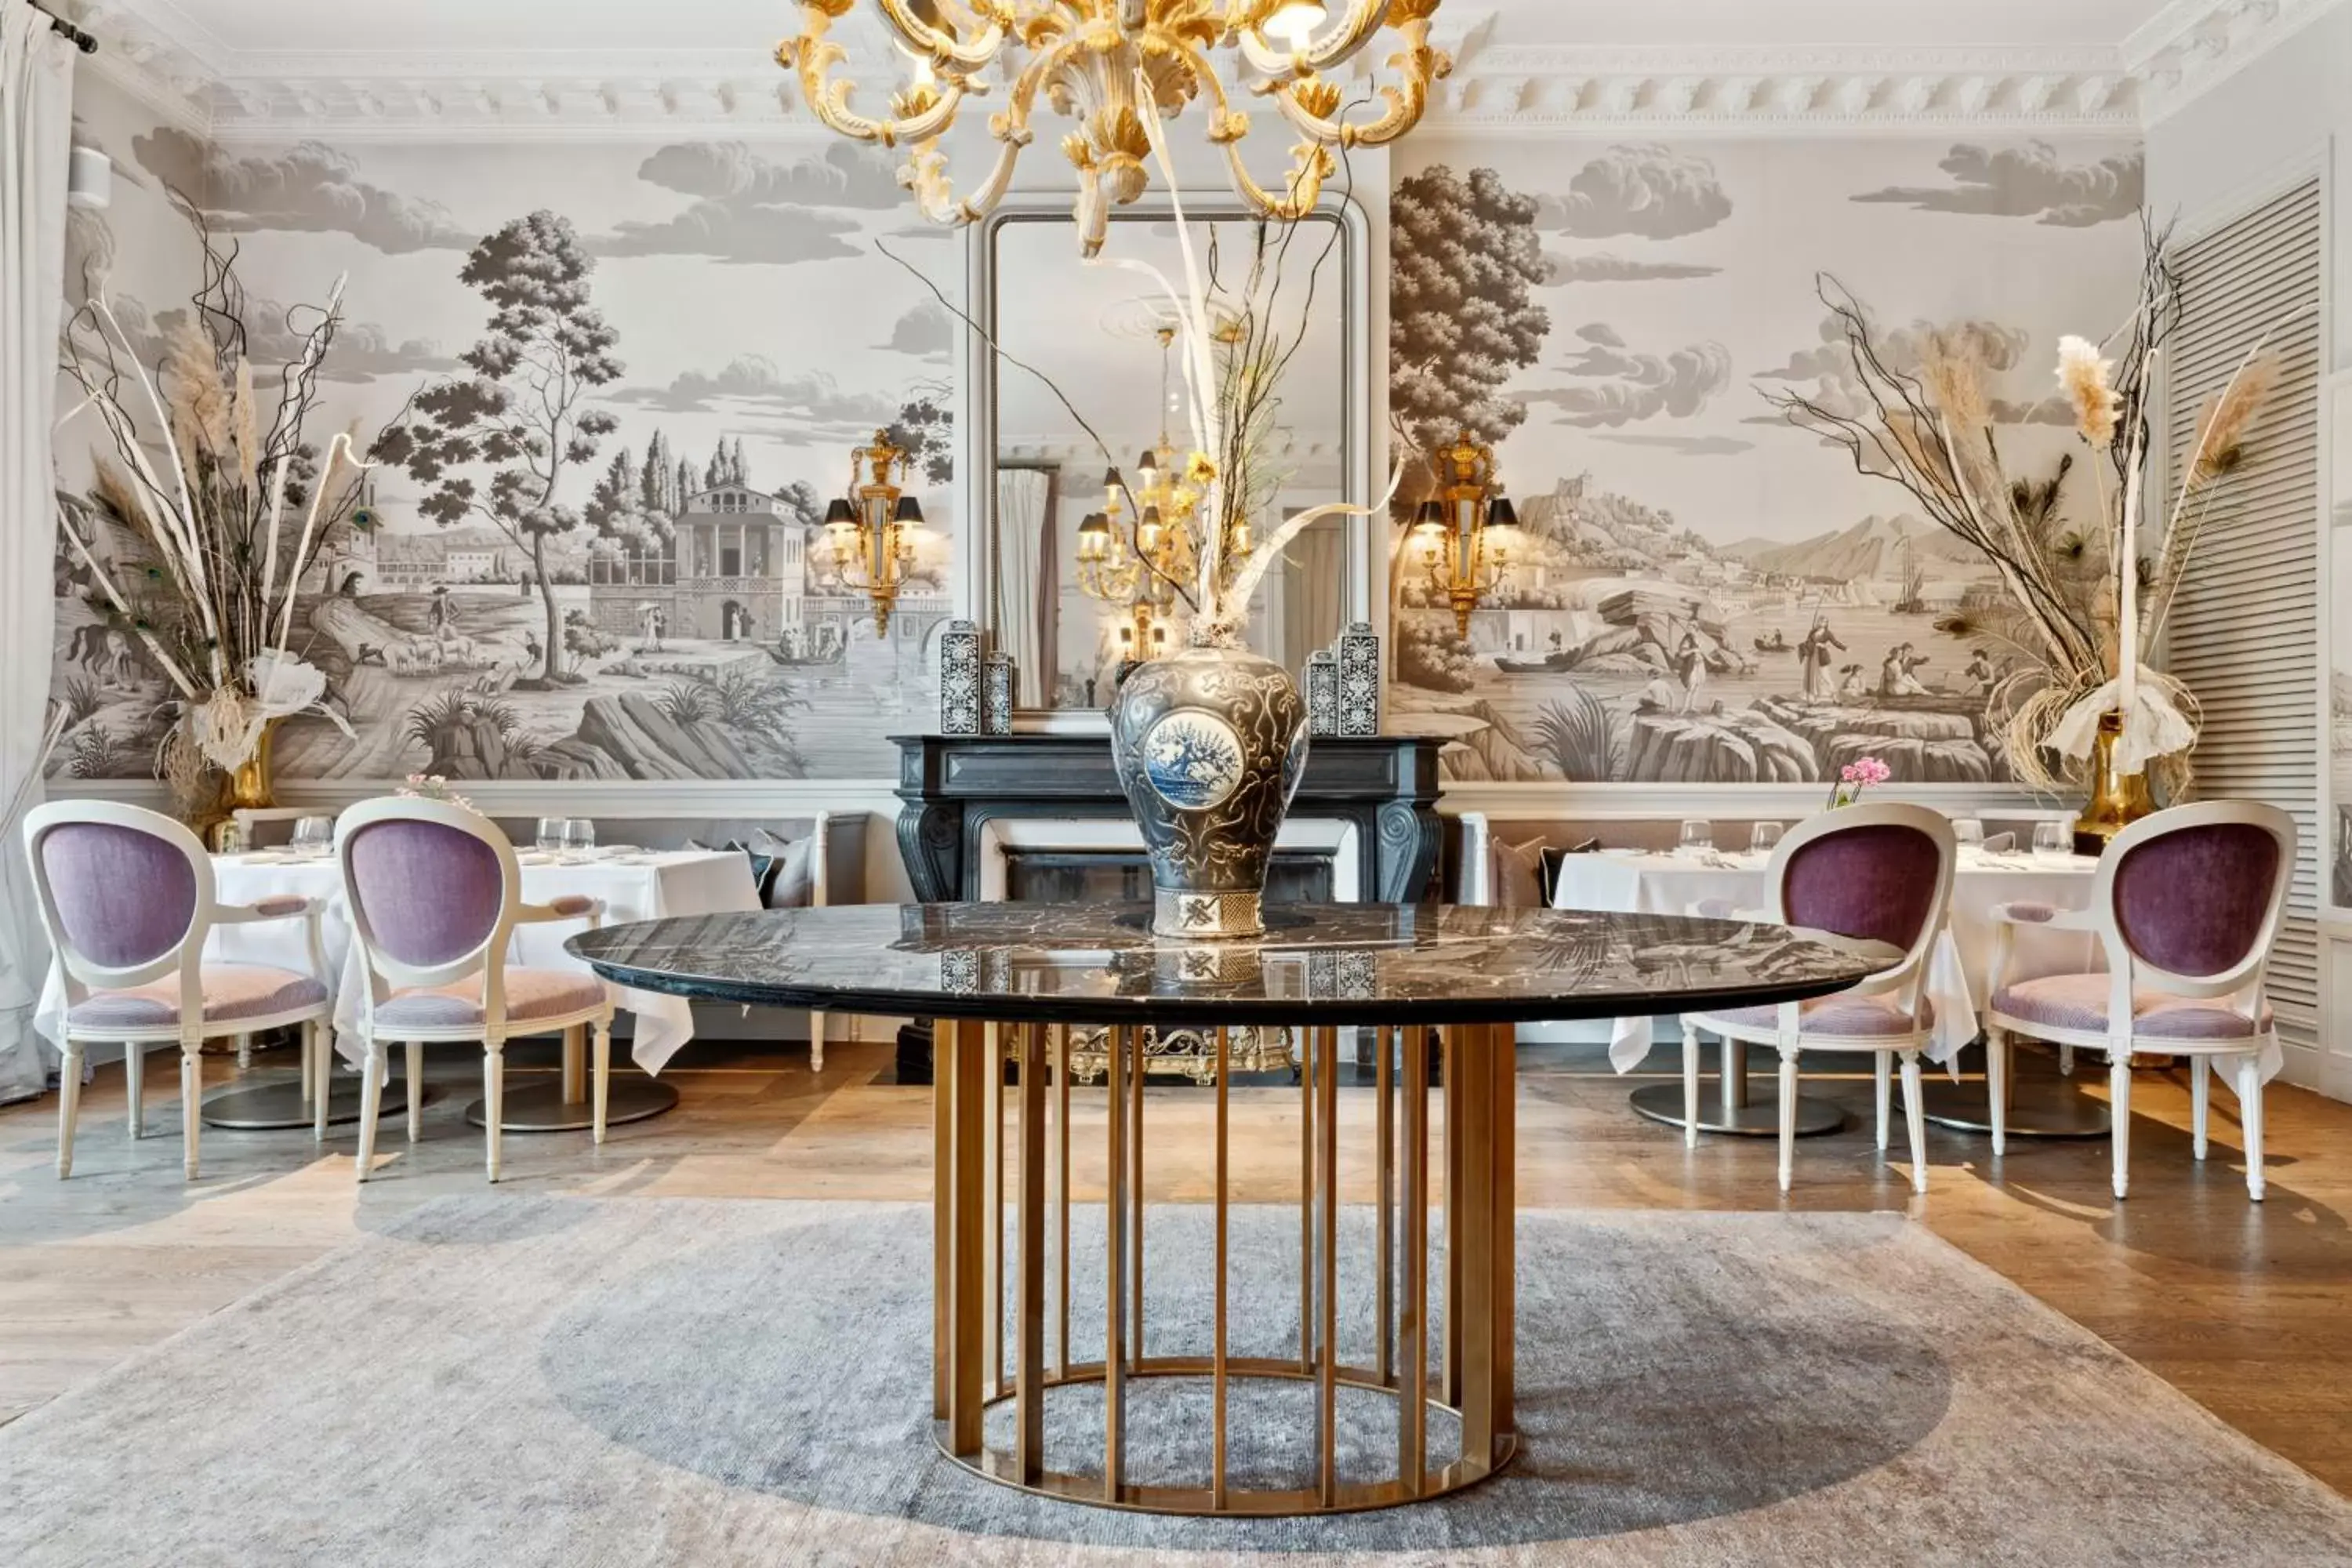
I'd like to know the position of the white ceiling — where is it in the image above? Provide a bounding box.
[74,0,2330,138]
[104,0,2186,61]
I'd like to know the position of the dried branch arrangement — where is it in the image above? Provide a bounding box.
[55,194,369,805]
[1763,222,2275,795]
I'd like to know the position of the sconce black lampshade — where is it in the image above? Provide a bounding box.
[1486,496,1519,529]
[893,495,925,524]
[1078,511,1111,539]
[1135,449,1158,472]
[1412,499,1444,528]
[823,498,855,525]
[1103,466,1123,488]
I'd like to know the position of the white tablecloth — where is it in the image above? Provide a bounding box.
[1552,847,2101,1073]
[34,849,760,1076]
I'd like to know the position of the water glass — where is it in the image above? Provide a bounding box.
[1678,820,1713,855]
[2032,821,2070,858]
[563,818,597,858]
[292,815,333,855]
[1953,818,1985,850]
[215,820,250,857]
[1749,822,1784,855]
[535,816,566,855]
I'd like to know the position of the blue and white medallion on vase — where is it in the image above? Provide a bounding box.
[1142,710,1245,810]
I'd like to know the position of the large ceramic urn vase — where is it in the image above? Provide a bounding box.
[1109,641,1309,940]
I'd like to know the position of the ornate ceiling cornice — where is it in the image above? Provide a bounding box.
[71,0,2343,143]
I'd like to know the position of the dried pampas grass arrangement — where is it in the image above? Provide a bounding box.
[1763,217,2280,797]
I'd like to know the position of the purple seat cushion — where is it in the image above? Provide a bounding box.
[374,967,606,1030]
[1782,824,1944,953]
[1991,973,2270,1040]
[67,964,328,1030]
[1698,993,1933,1040]
[2112,822,2280,977]
[346,818,504,967]
[39,822,197,969]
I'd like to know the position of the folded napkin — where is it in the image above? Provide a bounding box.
[1980,832,2015,854]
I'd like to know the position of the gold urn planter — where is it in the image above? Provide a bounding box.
[2071,710,2155,856]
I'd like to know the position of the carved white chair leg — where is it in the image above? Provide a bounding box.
[1986,1027,2008,1159]
[1873,1052,1891,1152]
[180,1030,207,1181]
[236,1032,252,1073]
[405,1041,425,1142]
[2238,1057,2266,1202]
[2108,1052,2132,1200]
[1899,1049,1928,1196]
[124,1040,144,1141]
[483,1040,506,1183]
[591,1019,612,1145]
[354,1041,385,1182]
[2190,1054,2211,1160]
[1679,1021,1700,1149]
[310,1023,330,1145]
[1776,1045,1800,1194]
[2058,1042,2074,1077]
[811,1010,826,1075]
[56,1043,84,1178]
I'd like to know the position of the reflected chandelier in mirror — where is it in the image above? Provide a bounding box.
[779,0,1450,255]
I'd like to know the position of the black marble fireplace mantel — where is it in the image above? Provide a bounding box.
[891,732,1446,907]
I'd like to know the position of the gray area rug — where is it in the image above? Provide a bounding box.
[3,1197,2349,1566]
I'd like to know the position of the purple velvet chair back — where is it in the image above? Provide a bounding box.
[2112,822,2282,978]
[37,821,198,969]
[1781,822,1945,953]
[344,817,505,968]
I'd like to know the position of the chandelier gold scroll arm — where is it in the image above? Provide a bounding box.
[1266,21,1450,150]
[1229,0,1395,78]
[873,0,1011,72]
[1165,35,1334,220]
[899,37,1058,227]
[782,2,971,147]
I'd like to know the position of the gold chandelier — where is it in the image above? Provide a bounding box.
[1410,429,1522,639]
[825,427,927,635]
[780,0,1451,255]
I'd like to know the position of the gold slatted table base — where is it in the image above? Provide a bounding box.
[935,1018,1518,1518]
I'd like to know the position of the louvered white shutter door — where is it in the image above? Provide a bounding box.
[2164,177,2324,1046]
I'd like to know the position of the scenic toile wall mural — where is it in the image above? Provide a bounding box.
[51,75,956,786]
[1385,136,2145,786]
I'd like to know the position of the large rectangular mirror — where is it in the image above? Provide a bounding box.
[967,195,1372,717]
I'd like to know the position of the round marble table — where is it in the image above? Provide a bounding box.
[571,901,1889,1519]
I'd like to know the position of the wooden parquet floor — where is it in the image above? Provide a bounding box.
[4,1035,2349,1494]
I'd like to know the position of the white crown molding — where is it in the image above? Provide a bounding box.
[2124,0,2350,124]
[71,0,2218,143]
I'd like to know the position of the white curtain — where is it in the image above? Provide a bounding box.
[1283,518,1346,665]
[994,468,1053,708]
[0,0,71,1104]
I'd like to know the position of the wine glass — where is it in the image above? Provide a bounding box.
[1953,817,1985,849]
[1678,820,1713,856]
[292,815,333,856]
[535,817,565,857]
[2032,821,2070,859]
[1749,822,1784,855]
[563,818,597,859]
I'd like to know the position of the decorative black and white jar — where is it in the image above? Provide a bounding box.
[1337,621,1381,737]
[982,652,1015,736]
[938,619,982,735]
[1305,650,1339,738]
[1108,641,1309,941]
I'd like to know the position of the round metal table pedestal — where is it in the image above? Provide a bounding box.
[1628,1040,1846,1138]
[201,1075,431,1131]
[463,1077,677,1132]
[1921,1077,2111,1138]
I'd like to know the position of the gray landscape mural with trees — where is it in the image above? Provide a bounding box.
[49,78,956,785]
[1386,137,2144,786]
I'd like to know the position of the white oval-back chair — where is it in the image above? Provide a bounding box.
[1984,800,2294,1201]
[1679,803,1957,1196]
[24,800,333,1180]
[334,798,612,1182]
